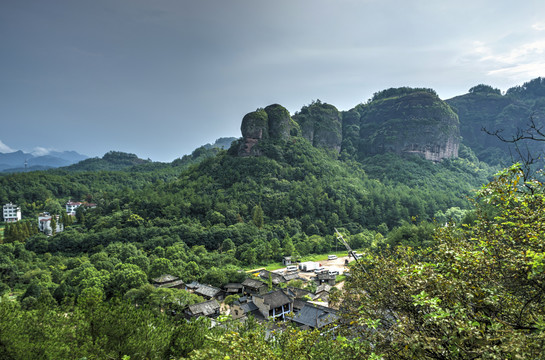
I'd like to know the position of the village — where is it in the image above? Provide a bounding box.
[152,254,353,330]
[3,201,354,331]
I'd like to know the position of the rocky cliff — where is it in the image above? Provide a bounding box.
[351,88,460,162]
[238,104,295,156]
[235,90,460,162]
[292,100,342,153]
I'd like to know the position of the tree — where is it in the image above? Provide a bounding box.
[339,164,545,359]
[252,204,264,228]
[107,264,147,298]
[50,216,57,235]
[282,236,294,257]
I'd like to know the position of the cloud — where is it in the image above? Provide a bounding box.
[464,38,545,82]
[0,140,15,153]
[532,22,545,31]
[31,147,53,156]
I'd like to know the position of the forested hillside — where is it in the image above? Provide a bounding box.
[1,79,544,359]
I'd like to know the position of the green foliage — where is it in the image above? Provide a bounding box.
[340,164,545,358]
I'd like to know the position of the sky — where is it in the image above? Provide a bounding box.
[1,0,545,162]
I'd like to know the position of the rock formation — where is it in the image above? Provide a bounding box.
[355,89,460,162]
[292,100,342,153]
[238,104,294,156]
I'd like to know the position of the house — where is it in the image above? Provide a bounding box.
[282,272,303,283]
[66,200,97,216]
[282,256,292,266]
[315,272,336,286]
[241,278,268,295]
[65,200,82,215]
[38,213,63,235]
[253,290,293,320]
[2,203,21,223]
[291,303,338,330]
[223,283,244,295]
[313,284,333,302]
[259,269,286,286]
[185,281,201,292]
[194,284,224,300]
[231,299,260,320]
[185,299,221,319]
[152,274,185,289]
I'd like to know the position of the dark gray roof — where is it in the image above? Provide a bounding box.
[195,284,221,298]
[242,278,266,289]
[188,300,220,317]
[258,290,292,309]
[186,281,201,289]
[240,301,259,313]
[224,283,243,289]
[292,304,338,329]
[317,273,336,280]
[259,270,285,285]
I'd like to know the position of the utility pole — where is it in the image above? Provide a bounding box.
[334,228,367,274]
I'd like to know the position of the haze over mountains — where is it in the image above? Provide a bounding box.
[0,149,88,172]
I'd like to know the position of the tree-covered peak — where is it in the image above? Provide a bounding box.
[506,77,545,99]
[468,84,502,95]
[370,87,438,102]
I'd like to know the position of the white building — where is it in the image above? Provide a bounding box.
[3,203,22,223]
[66,200,82,216]
[38,212,63,235]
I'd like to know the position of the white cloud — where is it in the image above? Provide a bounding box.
[464,38,545,82]
[0,140,15,153]
[532,22,545,31]
[31,147,53,156]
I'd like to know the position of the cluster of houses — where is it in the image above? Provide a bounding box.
[152,265,340,330]
[3,200,96,235]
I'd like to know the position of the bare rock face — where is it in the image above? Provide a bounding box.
[357,90,460,162]
[265,104,292,139]
[238,104,293,156]
[292,101,342,153]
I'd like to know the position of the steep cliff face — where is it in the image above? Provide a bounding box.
[238,104,294,156]
[292,100,342,153]
[353,89,460,162]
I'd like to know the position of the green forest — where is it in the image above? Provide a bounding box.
[1,78,545,359]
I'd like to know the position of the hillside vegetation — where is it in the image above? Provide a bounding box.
[1,78,545,359]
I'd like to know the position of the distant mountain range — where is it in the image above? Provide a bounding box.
[0,150,89,172]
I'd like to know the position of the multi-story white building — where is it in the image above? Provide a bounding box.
[3,203,22,223]
[38,212,63,235]
[66,200,82,216]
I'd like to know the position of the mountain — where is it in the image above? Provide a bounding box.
[202,137,237,150]
[348,88,460,162]
[0,150,88,172]
[61,151,152,171]
[446,78,545,165]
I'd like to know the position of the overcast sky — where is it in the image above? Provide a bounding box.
[1,0,545,161]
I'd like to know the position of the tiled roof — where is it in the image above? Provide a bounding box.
[259,290,292,309]
[242,278,266,289]
[188,300,220,317]
[194,284,221,298]
[292,304,338,329]
[240,301,258,313]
